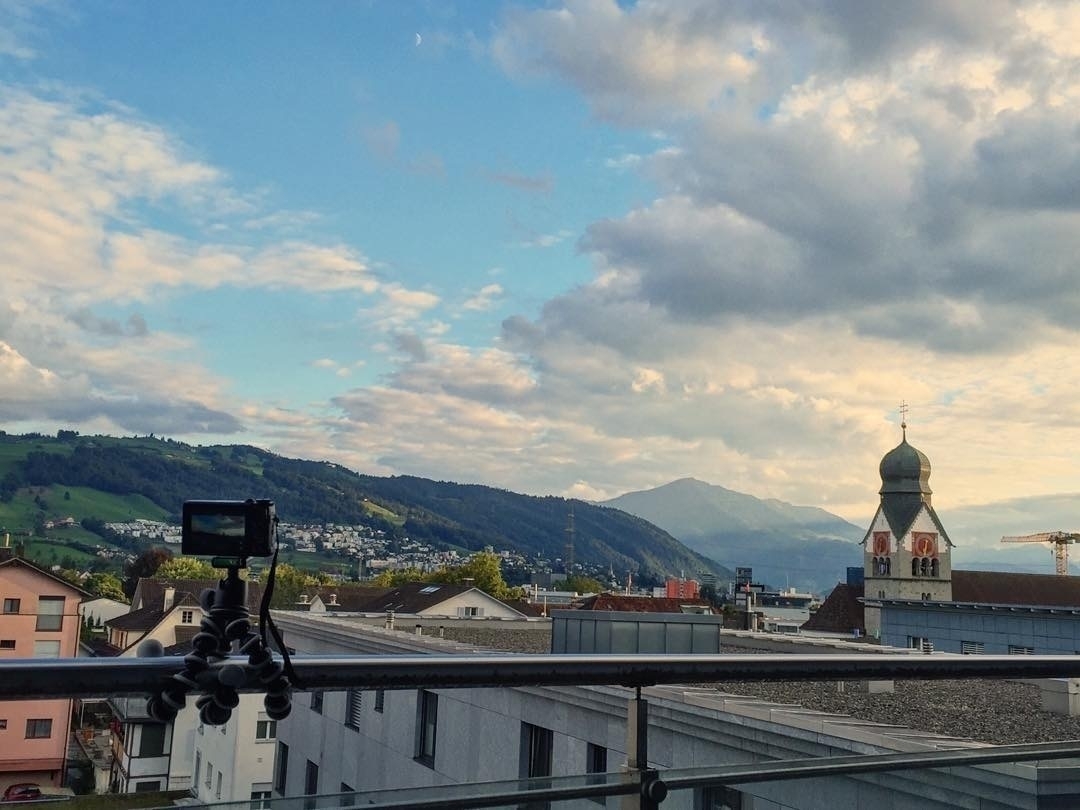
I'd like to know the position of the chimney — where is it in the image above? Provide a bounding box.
[329,593,338,606]
[163,587,176,611]
[299,593,309,605]
[415,624,423,636]
[385,610,395,631]
[463,577,475,588]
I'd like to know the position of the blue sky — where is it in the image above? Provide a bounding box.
[5,1,1080,528]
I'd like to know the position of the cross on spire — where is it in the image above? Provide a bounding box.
[898,401,909,439]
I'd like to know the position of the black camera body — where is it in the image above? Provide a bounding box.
[182,499,278,559]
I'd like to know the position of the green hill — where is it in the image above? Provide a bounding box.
[0,432,727,584]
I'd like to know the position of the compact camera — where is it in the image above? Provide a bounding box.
[181,499,278,559]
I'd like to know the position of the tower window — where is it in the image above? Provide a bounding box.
[931,558,940,577]
[912,559,920,577]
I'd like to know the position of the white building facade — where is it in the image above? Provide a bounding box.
[270,612,1080,809]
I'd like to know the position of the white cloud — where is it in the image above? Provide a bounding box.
[462,283,504,312]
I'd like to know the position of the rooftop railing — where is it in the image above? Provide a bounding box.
[7,652,1080,809]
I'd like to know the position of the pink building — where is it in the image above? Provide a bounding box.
[0,554,88,790]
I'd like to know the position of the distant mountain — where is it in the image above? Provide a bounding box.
[0,433,726,584]
[603,478,864,594]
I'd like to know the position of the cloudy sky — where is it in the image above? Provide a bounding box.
[4,1,1080,525]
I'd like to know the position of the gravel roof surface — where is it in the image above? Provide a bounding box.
[439,626,553,654]
[708,643,1080,745]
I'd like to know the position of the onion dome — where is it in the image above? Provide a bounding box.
[879,434,932,496]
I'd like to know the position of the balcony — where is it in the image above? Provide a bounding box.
[3,652,1080,808]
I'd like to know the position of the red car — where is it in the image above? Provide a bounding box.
[1,784,42,802]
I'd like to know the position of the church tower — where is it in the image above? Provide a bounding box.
[862,425,953,638]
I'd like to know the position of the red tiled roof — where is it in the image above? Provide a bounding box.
[952,569,1080,607]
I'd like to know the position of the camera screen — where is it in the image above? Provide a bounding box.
[190,513,246,538]
[182,499,276,558]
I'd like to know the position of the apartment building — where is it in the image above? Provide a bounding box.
[0,554,88,790]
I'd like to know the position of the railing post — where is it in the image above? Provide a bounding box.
[627,686,667,809]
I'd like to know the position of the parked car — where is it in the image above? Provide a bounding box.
[1,785,41,802]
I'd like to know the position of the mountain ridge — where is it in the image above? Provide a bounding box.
[603,477,864,594]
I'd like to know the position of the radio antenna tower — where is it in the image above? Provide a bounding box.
[564,505,576,575]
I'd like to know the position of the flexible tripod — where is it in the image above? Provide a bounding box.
[147,563,292,726]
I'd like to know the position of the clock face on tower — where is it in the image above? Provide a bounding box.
[872,532,889,555]
[911,532,938,558]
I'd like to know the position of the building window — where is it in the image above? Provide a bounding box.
[586,742,607,804]
[205,763,213,789]
[415,690,438,766]
[25,718,52,739]
[0,640,14,650]
[587,742,607,774]
[374,689,385,713]
[2,598,19,614]
[699,786,743,809]
[961,641,985,655]
[310,690,324,714]
[134,781,161,793]
[457,606,482,617]
[181,610,194,624]
[275,742,288,794]
[256,720,276,741]
[908,636,932,652]
[36,596,65,631]
[215,771,222,800]
[521,722,554,779]
[140,724,166,757]
[0,719,7,730]
[339,782,356,808]
[345,689,362,730]
[304,760,319,809]
[33,640,61,658]
[912,559,919,576]
[1009,645,1035,655]
[194,752,201,789]
[251,789,273,810]
[931,558,940,577]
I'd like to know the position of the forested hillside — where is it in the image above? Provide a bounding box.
[0,433,726,583]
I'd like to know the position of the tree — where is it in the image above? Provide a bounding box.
[372,567,426,588]
[429,551,516,600]
[85,572,126,602]
[262,563,331,608]
[563,574,605,594]
[123,547,173,596]
[155,557,216,580]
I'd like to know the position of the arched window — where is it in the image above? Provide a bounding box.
[912,558,920,577]
[931,558,939,577]
[884,557,891,576]
[921,557,930,577]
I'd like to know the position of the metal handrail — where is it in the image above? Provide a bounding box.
[4,652,1080,699]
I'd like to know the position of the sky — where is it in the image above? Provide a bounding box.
[4,1,1080,526]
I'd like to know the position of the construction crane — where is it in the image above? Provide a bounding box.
[1000,532,1080,576]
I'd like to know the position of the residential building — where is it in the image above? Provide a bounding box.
[0,554,88,790]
